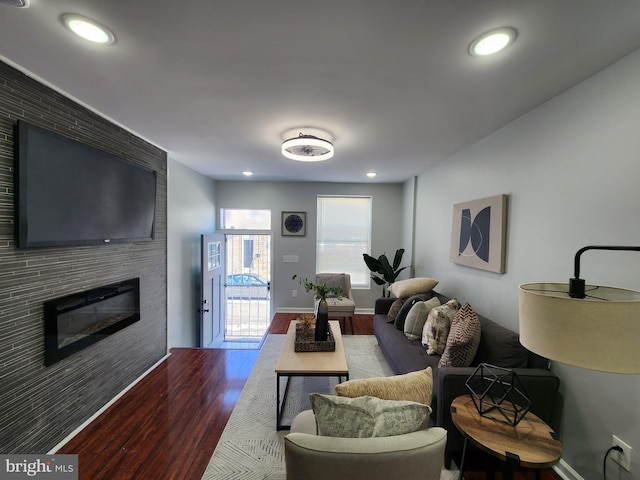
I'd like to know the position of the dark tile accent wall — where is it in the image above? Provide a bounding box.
[0,61,168,453]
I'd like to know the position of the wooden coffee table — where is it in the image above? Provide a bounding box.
[451,395,562,480]
[274,320,349,430]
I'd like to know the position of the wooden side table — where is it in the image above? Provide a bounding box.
[450,395,562,480]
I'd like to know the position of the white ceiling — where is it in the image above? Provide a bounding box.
[2,0,640,183]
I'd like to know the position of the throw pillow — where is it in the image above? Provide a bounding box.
[387,298,405,323]
[404,297,441,340]
[335,367,433,406]
[388,277,439,298]
[422,299,460,355]
[439,303,482,368]
[309,393,431,438]
[394,293,431,330]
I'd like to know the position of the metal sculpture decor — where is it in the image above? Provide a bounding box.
[465,363,531,426]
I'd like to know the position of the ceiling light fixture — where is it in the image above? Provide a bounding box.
[281,133,334,162]
[0,0,30,7]
[469,27,516,56]
[62,14,115,45]
[366,172,377,178]
[242,171,253,176]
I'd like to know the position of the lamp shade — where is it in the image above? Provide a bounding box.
[519,283,640,374]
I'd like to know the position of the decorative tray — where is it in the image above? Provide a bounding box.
[294,323,335,352]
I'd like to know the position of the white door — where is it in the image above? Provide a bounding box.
[200,233,224,347]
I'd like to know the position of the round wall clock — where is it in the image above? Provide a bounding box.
[282,212,306,236]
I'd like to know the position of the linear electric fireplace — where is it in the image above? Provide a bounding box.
[44,278,141,366]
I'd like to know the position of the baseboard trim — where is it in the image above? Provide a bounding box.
[47,353,171,454]
[553,459,584,480]
[276,307,374,315]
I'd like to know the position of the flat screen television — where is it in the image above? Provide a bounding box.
[15,121,157,248]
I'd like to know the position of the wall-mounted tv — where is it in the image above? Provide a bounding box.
[15,121,157,248]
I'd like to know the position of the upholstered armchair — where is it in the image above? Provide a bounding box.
[315,273,356,333]
[284,410,447,480]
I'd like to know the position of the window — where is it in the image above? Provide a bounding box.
[316,196,372,288]
[220,209,271,230]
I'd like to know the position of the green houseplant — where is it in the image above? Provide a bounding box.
[363,248,408,297]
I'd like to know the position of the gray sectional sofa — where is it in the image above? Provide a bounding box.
[373,291,560,455]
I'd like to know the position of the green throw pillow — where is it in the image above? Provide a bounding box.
[309,394,431,438]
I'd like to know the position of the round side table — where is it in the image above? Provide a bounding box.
[450,395,562,480]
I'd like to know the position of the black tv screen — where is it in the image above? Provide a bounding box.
[15,121,157,248]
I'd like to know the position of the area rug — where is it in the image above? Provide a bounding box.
[202,334,460,480]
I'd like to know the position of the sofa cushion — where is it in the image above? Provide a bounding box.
[335,367,433,406]
[309,394,431,438]
[387,298,405,323]
[394,294,432,330]
[388,277,439,298]
[422,299,459,355]
[439,303,481,367]
[475,316,529,368]
[404,298,441,340]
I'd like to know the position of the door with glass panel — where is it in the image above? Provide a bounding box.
[200,234,224,347]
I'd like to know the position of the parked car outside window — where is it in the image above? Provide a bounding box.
[226,273,270,299]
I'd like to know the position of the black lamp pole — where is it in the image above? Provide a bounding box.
[569,245,640,298]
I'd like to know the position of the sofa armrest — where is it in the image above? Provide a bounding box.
[374,297,396,315]
[436,367,560,454]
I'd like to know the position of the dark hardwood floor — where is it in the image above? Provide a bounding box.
[57,313,561,480]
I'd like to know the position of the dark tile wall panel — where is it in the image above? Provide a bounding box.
[0,61,168,453]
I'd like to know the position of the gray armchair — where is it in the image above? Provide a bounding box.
[315,273,356,333]
[284,410,447,480]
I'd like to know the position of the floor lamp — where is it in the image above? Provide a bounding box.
[519,246,640,374]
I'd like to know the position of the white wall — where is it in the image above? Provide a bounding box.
[413,48,640,479]
[215,181,404,312]
[167,158,216,347]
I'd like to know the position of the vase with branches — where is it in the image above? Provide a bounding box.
[363,248,408,297]
[292,275,343,341]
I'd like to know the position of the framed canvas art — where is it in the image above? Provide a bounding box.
[450,194,507,273]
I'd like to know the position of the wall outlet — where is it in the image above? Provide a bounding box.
[612,435,632,471]
[292,289,297,298]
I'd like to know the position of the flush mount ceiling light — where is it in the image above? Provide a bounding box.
[0,0,30,7]
[469,27,516,56]
[242,171,254,176]
[281,133,334,162]
[62,14,115,45]
[366,172,377,178]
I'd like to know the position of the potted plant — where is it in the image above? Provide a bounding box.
[363,248,408,297]
[292,275,342,341]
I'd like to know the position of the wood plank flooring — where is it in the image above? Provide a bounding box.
[57,313,561,480]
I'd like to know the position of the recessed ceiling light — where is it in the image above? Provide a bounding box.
[469,27,516,56]
[242,171,254,176]
[366,172,377,178]
[62,14,115,45]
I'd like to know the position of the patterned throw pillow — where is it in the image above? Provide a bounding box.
[404,297,441,340]
[422,299,459,355]
[438,303,481,368]
[387,298,405,323]
[335,367,433,406]
[309,394,431,438]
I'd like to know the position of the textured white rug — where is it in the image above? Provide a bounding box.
[202,334,460,480]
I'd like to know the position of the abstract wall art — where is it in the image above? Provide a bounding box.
[450,194,508,273]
